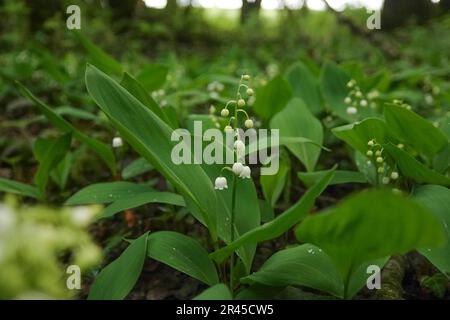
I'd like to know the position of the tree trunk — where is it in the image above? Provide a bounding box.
[381,0,435,30]
[240,0,262,24]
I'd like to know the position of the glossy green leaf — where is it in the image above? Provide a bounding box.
[88,232,149,300]
[98,191,185,219]
[413,185,450,274]
[298,170,367,188]
[65,181,154,205]
[121,157,154,180]
[271,98,323,171]
[16,82,116,175]
[136,64,169,92]
[252,75,292,120]
[295,190,445,297]
[51,152,73,190]
[147,231,219,286]
[346,257,389,299]
[210,168,335,264]
[120,72,170,125]
[332,118,388,156]
[320,62,351,121]
[74,31,122,75]
[193,283,232,300]
[0,178,39,199]
[384,144,450,186]
[33,133,72,196]
[204,166,261,273]
[85,65,218,239]
[261,158,289,207]
[384,104,448,157]
[242,244,343,298]
[284,62,322,114]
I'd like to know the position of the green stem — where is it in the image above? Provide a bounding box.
[229,174,237,295]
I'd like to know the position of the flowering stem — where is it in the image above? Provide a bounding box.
[229,75,244,295]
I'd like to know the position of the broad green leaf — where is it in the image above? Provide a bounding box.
[120,72,170,125]
[413,185,450,274]
[346,257,389,299]
[16,82,116,175]
[242,244,343,298]
[66,181,154,205]
[136,64,169,92]
[355,151,377,185]
[98,191,185,219]
[204,167,261,274]
[284,62,322,114]
[252,75,292,120]
[210,168,335,264]
[85,65,218,239]
[298,170,367,188]
[121,157,154,180]
[33,133,72,196]
[147,231,219,286]
[295,190,445,297]
[74,31,122,75]
[260,158,289,207]
[320,62,351,121]
[434,144,450,173]
[384,144,450,186]
[193,283,232,300]
[384,104,448,157]
[271,98,323,171]
[0,178,39,199]
[51,152,73,190]
[332,118,388,156]
[88,232,149,300]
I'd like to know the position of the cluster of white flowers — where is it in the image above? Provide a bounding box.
[366,138,400,186]
[214,74,254,190]
[344,79,378,116]
[151,89,167,107]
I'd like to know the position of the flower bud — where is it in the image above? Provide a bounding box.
[368,140,375,147]
[376,157,384,163]
[209,105,216,114]
[377,167,384,174]
[390,172,399,180]
[234,140,245,156]
[221,109,229,117]
[366,150,373,157]
[346,107,358,115]
[243,75,250,80]
[224,125,233,133]
[237,99,246,107]
[245,119,254,128]
[246,88,254,96]
[112,137,123,148]
[360,99,368,107]
[382,177,390,184]
[344,97,352,105]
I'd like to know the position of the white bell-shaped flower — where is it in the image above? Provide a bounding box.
[232,162,244,175]
[214,177,228,190]
[234,140,245,158]
[239,166,251,179]
[112,137,123,148]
